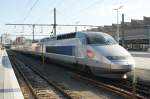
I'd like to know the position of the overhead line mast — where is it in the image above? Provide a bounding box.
[6,8,100,42]
[54,8,56,36]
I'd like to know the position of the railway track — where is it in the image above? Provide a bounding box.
[8,50,149,99]
[74,68,150,98]
[10,56,62,99]
[72,73,146,99]
[107,78,150,98]
[135,81,150,97]
[10,56,35,99]
[9,55,83,99]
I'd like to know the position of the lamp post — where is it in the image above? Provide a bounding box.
[114,5,123,43]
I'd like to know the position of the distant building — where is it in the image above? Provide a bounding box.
[86,16,150,51]
[15,37,26,45]
[0,33,12,45]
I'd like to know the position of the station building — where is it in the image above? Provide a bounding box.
[87,16,150,51]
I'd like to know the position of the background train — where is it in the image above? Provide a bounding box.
[13,32,135,78]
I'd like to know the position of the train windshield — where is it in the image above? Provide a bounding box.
[86,33,117,45]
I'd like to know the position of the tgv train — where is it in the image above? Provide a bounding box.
[15,32,135,78]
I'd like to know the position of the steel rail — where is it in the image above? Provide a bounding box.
[9,52,78,99]
[9,55,39,99]
[72,74,146,99]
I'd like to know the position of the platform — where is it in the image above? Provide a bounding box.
[0,49,24,99]
[127,51,150,83]
[130,51,150,70]
[130,51,150,58]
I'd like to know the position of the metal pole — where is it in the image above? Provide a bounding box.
[148,26,150,51]
[32,24,35,42]
[121,14,125,47]
[42,44,44,64]
[75,27,77,32]
[114,5,123,43]
[54,8,56,36]
[116,10,120,43]
[1,35,2,44]
[1,35,2,48]
[75,21,79,32]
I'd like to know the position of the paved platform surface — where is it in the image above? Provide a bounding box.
[128,51,150,84]
[130,51,150,58]
[0,49,24,99]
[130,51,150,70]
[133,57,150,70]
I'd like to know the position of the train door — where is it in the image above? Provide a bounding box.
[75,33,87,69]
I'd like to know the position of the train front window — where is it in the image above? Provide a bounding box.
[86,33,117,45]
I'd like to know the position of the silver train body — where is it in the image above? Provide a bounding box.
[15,32,135,78]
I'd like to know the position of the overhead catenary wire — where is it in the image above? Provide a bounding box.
[6,23,100,27]
[23,0,40,22]
[56,0,105,24]
[7,34,51,36]
[68,0,105,23]
[22,0,104,34]
[33,0,65,24]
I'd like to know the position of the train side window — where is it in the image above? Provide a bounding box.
[76,33,87,44]
[86,33,117,45]
[57,33,76,40]
[81,38,87,44]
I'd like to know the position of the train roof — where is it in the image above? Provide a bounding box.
[82,32,112,36]
[40,32,110,42]
[56,31,108,37]
[81,31,110,35]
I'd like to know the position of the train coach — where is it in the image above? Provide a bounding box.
[15,32,135,79]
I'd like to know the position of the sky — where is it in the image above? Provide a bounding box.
[0,0,150,40]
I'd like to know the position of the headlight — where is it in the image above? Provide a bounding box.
[106,56,129,60]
